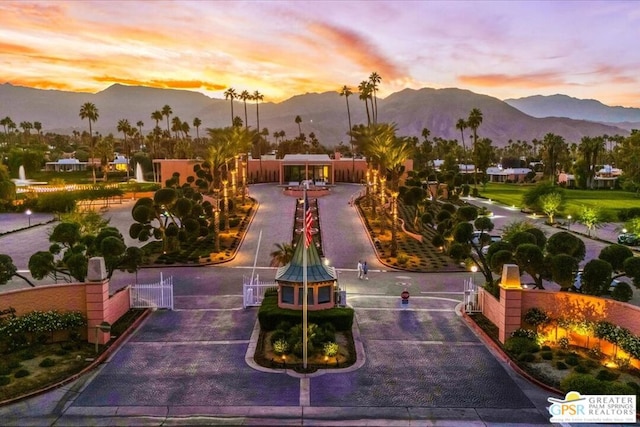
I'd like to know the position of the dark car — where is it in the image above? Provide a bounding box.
[617,233,640,246]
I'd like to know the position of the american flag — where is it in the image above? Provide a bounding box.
[304,195,314,248]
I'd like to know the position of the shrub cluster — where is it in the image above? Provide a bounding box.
[258,289,354,332]
[0,310,86,350]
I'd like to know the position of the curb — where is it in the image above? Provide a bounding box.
[0,308,152,407]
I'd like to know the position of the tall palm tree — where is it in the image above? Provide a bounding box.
[358,81,372,126]
[136,120,144,150]
[369,72,381,124]
[239,90,251,130]
[467,108,483,188]
[455,118,468,170]
[161,105,172,135]
[340,85,355,179]
[193,117,202,143]
[79,102,99,183]
[224,87,237,126]
[33,121,42,143]
[0,116,11,135]
[117,119,131,177]
[252,90,264,180]
[295,115,302,138]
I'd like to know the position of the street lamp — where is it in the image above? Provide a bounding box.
[25,209,32,227]
[470,265,478,286]
[567,215,572,231]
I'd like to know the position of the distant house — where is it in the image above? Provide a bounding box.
[558,165,621,189]
[486,166,532,183]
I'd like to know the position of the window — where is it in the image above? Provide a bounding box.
[281,286,294,304]
[298,287,314,306]
[318,286,332,304]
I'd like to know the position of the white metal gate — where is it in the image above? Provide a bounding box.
[243,275,276,308]
[130,273,174,310]
[463,277,483,313]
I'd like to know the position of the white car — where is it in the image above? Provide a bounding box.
[573,272,622,292]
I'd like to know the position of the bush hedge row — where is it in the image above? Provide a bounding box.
[258,289,354,332]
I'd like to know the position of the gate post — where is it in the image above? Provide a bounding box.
[498,264,523,344]
[85,257,110,345]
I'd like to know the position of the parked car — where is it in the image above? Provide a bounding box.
[572,271,623,292]
[617,233,640,246]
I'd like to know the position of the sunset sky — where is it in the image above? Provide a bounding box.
[1,1,639,107]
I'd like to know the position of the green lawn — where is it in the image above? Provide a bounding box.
[477,183,639,221]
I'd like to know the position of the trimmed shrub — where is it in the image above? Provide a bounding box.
[19,350,36,361]
[39,358,56,368]
[14,369,30,378]
[518,353,536,362]
[0,364,11,376]
[565,354,580,366]
[595,369,619,382]
[541,351,553,360]
[556,361,568,370]
[561,373,602,394]
[574,364,590,374]
[504,336,540,356]
[0,376,10,386]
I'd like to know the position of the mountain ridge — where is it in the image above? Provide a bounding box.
[0,83,630,148]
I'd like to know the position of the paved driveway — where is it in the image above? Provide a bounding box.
[0,184,558,425]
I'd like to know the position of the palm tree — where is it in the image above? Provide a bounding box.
[252,90,264,180]
[0,116,11,135]
[19,121,32,144]
[135,120,144,150]
[270,242,294,266]
[117,119,131,177]
[340,85,355,179]
[239,90,251,130]
[79,102,99,183]
[193,117,202,143]
[467,108,483,188]
[224,87,237,126]
[161,105,172,135]
[33,121,42,143]
[295,115,302,138]
[369,72,381,124]
[541,133,568,185]
[358,81,372,126]
[455,118,468,171]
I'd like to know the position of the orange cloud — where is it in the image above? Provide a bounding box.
[306,21,405,80]
[458,72,567,89]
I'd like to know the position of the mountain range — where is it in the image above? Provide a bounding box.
[0,83,634,149]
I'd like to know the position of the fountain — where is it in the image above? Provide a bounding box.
[135,163,146,182]
[12,165,47,187]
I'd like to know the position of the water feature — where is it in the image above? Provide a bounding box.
[12,165,47,186]
[135,163,145,182]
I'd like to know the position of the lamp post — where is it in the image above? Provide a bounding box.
[26,209,32,227]
[567,215,572,231]
[470,265,478,286]
[222,180,230,231]
[391,191,399,257]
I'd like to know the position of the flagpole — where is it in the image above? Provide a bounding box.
[303,185,308,370]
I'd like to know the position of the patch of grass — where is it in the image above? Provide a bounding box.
[478,183,638,219]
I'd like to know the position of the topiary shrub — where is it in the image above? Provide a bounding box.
[39,358,56,368]
[611,282,633,302]
[596,369,620,382]
[541,351,553,360]
[0,376,10,386]
[504,336,540,356]
[574,364,590,374]
[556,361,568,370]
[518,353,536,362]
[541,345,551,351]
[560,373,602,394]
[0,364,11,376]
[565,353,580,366]
[14,369,30,378]
[19,350,36,361]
